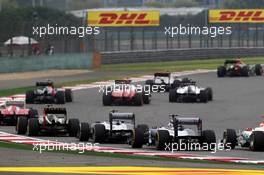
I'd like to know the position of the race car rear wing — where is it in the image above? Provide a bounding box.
[44,107,67,115]
[109,111,135,135]
[154,72,170,77]
[114,80,132,84]
[170,115,202,138]
[36,81,54,87]
[224,60,238,65]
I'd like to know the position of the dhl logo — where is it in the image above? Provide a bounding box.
[87,11,160,26]
[209,9,264,23]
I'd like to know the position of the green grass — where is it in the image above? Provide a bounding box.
[1,56,264,97]
[0,141,261,167]
[99,57,264,72]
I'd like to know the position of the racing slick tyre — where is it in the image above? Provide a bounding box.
[255,64,263,76]
[199,90,208,103]
[103,92,112,106]
[142,93,150,104]
[169,89,177,102]
[16,117,28,135]
[145,80,153,92]
[65,89,73,102]
[201,130,216,151]
[25,90,35,104]
[205,87,213,101]
[28,118,39,136]
[172,80,181,89]
[29,109,38,118]
[223,129,237,149]
[155,130,171,150]
[249,131,264,151]
[134,93,143,106]
[93,124,106,143]
[131,127,145,148]
[56,91,66,104]
[68,118,80,137]
[217,66,226,77]
[241,66,249,77]
[79,122,90,142]
[137,124,149,133]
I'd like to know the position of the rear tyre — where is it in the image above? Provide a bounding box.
[199,90,208,103]
[155,130,171,150]
[169,89,177,102]
[142,93,150,104]
[249,131,264,151]
[56,91,66,104]
[255,64,263,76]
[93,124,106,143]
[223,129,237,149]
[68,118,80,137]
[217,66,226,77]
[134,93,143,106]
[145,80,153,92]
[65,89,73,102]
[206,87,213,101]
[202,130,216,151]
[28,118,39,136]
[26,91,35,104]
[241,66,249,77]
[16,117,28,135]
[137,124,149,133]
[131,128,145,148]
[79,122,90,142]
[102,92,112,106]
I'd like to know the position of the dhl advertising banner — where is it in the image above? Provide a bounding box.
[209,9,264,23]
[87,11,160,27]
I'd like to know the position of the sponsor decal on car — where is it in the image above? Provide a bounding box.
[209,9,264,23]
[87,11,160,26]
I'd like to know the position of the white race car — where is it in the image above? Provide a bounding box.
[80,110,146,143]
[223,120,264,151]
[169,81,213,103]
[131,115,216,151]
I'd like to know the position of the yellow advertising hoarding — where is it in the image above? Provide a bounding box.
[209,9,264,23]
[87,11,160,27]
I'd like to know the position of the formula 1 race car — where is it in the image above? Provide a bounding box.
[102,80,150,106]
[131,115,216,151]
[217,59,263,77]
[169,80,213,103]
[79,110,146,143]
[222,120,264,151]
[145,73,192,92]
[0,100,38,125]
[16,106,80,136]
[25,80,73,104]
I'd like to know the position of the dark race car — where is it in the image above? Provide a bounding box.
[131,115,216,151]
[25,81,73,104]
[78,110,147,143]
[145,72,192,92]
[169,80,213,103]
[0,100,38,125]
[102,80,150,106]
[16,105,79,136]
[217,59,263,77]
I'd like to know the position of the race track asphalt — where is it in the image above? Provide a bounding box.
[1,71,264,169]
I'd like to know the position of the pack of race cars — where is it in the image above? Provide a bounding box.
[1,59,264,152]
